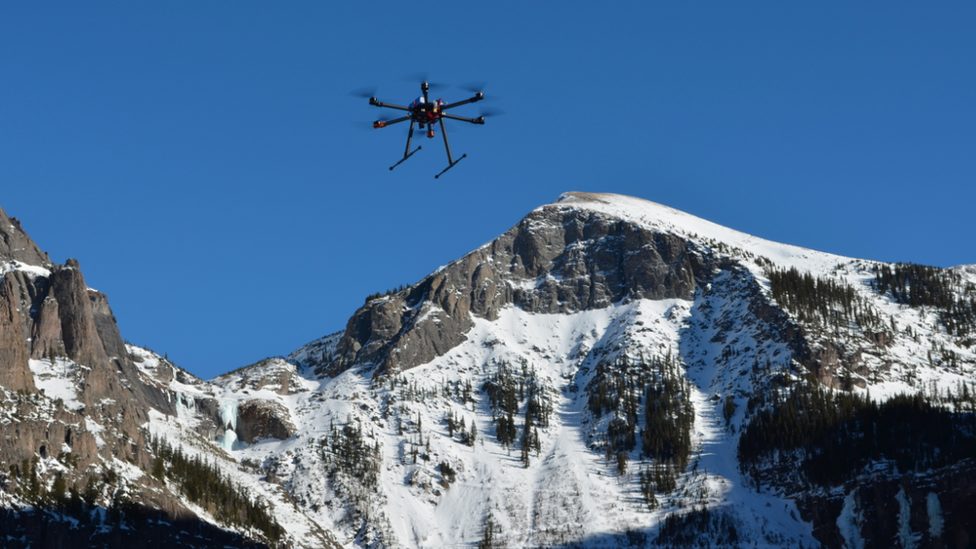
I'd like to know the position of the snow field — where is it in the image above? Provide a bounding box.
[130,193,972,548]
[243,295,821,547]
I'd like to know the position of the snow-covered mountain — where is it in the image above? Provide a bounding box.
[2,193,974,548]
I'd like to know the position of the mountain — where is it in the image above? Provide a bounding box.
[0,204,338,548]
[2,193,975,548]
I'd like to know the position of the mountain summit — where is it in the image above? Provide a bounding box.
[289,192,975,548]
[2,193,974,548]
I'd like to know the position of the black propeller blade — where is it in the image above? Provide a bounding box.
[458,81,489,94]
[400,72,450,91]
[348,86,379,99]
[457,81,501,103]
[479,106,506,118]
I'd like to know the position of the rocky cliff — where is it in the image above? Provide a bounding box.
[3,193,975,549]
[0,205,50,266]
[283,192,976,549]
[324,195,712,378]
[0,205,337,549]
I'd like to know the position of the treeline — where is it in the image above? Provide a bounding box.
[483,359,553,467]
[6,450,280,545]
[768,263,976,338]
[586,352,694,507]
[653,507,741,548]
[766,267,883,331]
[441,377,476,405]
[320,415,381,488]
[445,408,478,446]
[364,284,410,304]
[873,263,976,337]
[150,437,284,543]
[390,375,442,403]
[587,352,694,468]
[6,456,93,514]
[738,382,976,488]
[875,263,961,309]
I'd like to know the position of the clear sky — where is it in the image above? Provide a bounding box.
[2,3,974,380]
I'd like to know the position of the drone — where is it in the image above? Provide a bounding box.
[366,81,489,178]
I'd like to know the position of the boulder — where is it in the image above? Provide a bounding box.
[236,399,296,443]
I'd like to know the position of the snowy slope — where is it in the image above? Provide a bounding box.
[131,193,974,548]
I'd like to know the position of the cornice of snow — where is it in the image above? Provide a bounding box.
[552,192,856,272]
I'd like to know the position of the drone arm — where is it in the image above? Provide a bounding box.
[440,93,484,111]
[369,98,411,112]
[373,115,410,129]
[441,113,485,125]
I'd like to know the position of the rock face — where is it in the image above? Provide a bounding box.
[0,204,50,267]
[214,357,307,396]
[0,206,219,546]
[50,261,109,370]
[0,274,37,392]
[0,204,338,549]
[797,460,976,549]
[0,506,273,549]
[325,203,712,377]
[0,249,177,477]
[0,256,176,418]
[4,194,975,549]
[235,400,296,443]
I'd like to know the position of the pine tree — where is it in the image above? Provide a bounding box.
[50,473,67,508]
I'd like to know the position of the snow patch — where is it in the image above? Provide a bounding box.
[0,259,50,279]
[28,358,84,410]
[217,399,240,451]
[896,487,919,549]
[926,491,943,540]
[838,491,864,549]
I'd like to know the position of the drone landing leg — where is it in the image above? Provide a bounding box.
[390,147,421,170]
[390,120,421,171]
[434,117,466,179]
[434,154,466,179]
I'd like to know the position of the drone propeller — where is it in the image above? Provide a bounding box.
[479,106,506,118]
[348,85,379,99]
[400,72,450,91]
[457,81,488,94]
[457,81,501,103]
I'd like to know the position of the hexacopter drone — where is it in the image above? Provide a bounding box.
[366,81,489,178]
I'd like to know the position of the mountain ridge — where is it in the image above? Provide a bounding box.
[2,193,975,548]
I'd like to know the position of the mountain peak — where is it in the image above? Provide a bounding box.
[3,196,975,549]
[0,204,50,268]
[312,196,712,379]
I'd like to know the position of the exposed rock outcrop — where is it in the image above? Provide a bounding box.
[0,275,37,392]
[235,399,296,443]
[0,214,178,527]
[0,205,50,267]
[797,459,976,549]
[0,505,273,549]
[214,357,307,396]
[325,204,712,377]
[50,260,109,371]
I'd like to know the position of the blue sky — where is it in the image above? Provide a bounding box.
[2,3,974,380]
